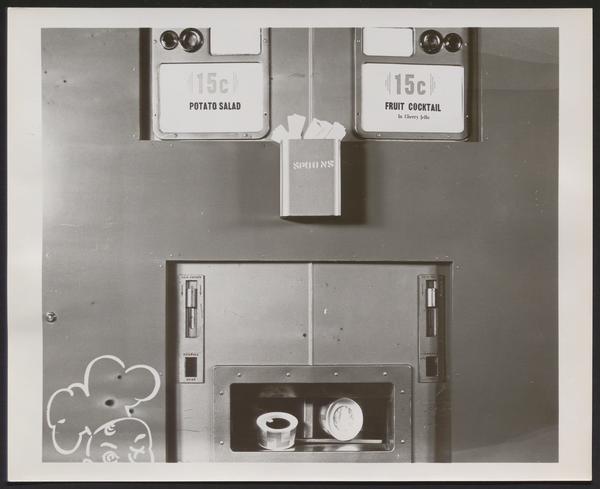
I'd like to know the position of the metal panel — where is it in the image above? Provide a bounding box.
[42,27,558,464]
[271,28,309,129]
[42,28,167,463]
[312,262,450,462]
[170,262,309,461]
[313,263,429,364]
[213,365,412,462]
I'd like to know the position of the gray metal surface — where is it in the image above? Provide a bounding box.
[312,263,450,462]
[171,262,309,461]
[212,365,412,462]
[42,27,558,463]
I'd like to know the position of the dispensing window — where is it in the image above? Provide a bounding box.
[212,364,413,462]
[229,383,394,452]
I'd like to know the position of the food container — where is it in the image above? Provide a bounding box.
[319,397,364,441]
[256,411,298,450]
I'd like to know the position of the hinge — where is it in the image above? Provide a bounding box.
[418,274,445,383]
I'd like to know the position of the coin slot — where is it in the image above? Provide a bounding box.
[426,308,438,337]
[185,280,198,338]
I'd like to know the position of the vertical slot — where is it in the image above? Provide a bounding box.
[426,279,437,307]
[426,308,438,337]
[425,356,438,378]
[185,280,198,338]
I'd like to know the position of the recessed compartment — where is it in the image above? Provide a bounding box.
[229,382,394,452]
[213,364,413,462]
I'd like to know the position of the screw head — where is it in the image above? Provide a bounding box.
[219,390,224,396]
[285,372,291,377]
[400,389,405,394]
[219,440,224,445]
[236,372,242,377]
[400,439,406,444]
[333,371,339,376]
[45,312,57,323]
[382,371,388,376]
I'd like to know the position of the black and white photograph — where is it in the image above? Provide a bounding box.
[5,7,592,482]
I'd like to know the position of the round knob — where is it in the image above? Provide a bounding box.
[444,32,464,53]
[179,28,204,53]
[160,30,179,50]
[419,30,443,54]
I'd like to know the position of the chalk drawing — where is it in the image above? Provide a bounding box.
[83,417,154,463]
[46,355,160,460]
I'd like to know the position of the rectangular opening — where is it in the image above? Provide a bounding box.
[425,356,438,377]
[185,280,198,338]
[184,356,198,378]
[426,308,438,337]
[229,383,394,452]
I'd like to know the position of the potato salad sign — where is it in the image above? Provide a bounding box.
[360,63,465,133]
[158,63,264,134]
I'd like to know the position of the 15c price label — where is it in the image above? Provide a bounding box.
[386,71,435,96]
[193,72,239,95]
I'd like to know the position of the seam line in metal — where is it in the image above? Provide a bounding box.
[308,262,314,365]
[307,28,314,122]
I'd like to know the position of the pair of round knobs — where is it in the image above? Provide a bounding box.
[160,28,463,55]
[420,30,464,54]
[160,28,204,52]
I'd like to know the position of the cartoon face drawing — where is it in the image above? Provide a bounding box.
[84,417,154,463]
[46,355,159,463]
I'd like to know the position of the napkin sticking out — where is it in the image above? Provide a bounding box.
[271,125,289,144]
[287,114,306,139]
[271,114,346,143]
